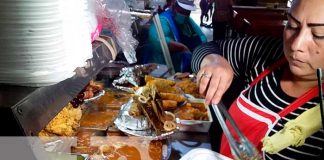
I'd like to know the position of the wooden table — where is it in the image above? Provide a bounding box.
[248,19,287,37]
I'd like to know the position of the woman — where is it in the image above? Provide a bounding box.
[191,0,324,159]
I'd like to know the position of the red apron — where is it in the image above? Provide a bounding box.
[220,58,323,159]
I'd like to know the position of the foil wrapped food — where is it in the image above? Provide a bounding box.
[112,64,158,93]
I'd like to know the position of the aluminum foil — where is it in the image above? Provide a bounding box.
[84,90,105,103]
[114,100,177,140]
[112,63,158,93]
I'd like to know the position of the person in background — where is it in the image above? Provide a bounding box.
[199,0,209,26]
[191,0,324,159]
[163,0,174,11]
[207,0,213,20]
[212,0,233,40]
[148,0,207,72]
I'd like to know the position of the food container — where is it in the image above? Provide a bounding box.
[176,99,213,133]
[92,88,132,110]
[96,61,129,80]
[72,127,171,160]
[79,107,119,130]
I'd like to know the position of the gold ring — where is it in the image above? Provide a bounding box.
[201,73,211,78]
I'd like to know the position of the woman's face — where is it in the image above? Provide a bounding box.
[283,0,324,80]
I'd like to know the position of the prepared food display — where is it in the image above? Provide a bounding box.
[71,131,169,160]
[131,84,178,134]
[145,75,204,99]
[80,109,119,130]
[93,89,132,108]
[144,75,179,94]
[38,80,104,141]
[113,72,213,135]
[174,99,213,133]
[98,140,164,160]
[38,103,82,141]
[174,102,209,121]
[176,78,204,99]
[71,80,105,107]
[83,80,105,100]
[112,64,158,92]
[36,70,211,160]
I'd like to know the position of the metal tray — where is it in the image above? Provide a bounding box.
[79,106,119,131]
[114,100,176,140]
[177,99,213,133]
[84,90,105,103]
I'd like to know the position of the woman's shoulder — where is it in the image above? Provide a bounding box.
[220,36,283,54]
[231,36,283,44]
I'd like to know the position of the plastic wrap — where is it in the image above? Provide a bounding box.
[86,0,102,42]
[96,0,139,64]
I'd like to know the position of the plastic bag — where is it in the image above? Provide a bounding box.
[96,0,139,64]
[86,0,102,42]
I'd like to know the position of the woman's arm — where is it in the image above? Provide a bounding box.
[196,53,234,105]
[191,36,284,104]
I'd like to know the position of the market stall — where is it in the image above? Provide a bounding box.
[0,1,220,159]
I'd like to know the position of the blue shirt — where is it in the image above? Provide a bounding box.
[148,10,207,65]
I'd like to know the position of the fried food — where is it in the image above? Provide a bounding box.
[174,102,208,121]
[162,100,178,110]
[191,102,207,112]
[41,103,82,137]
[145,75,178,93]
[83,80,104,99]
[133,84,177,134]
[38,130,58,142]
[176,78,204,98]
[160,92,186,103]
[144,75,175,85]
[128,102,142,117]
[163,120,177,131]
[89,80,104,91]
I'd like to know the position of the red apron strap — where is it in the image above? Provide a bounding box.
[250,57,287,87]
[279,85,323,117]
[247,56,322,117]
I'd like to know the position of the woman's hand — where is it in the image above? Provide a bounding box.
[196,54,234,105]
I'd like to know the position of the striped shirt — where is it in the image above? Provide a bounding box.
[192,36,324,159]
